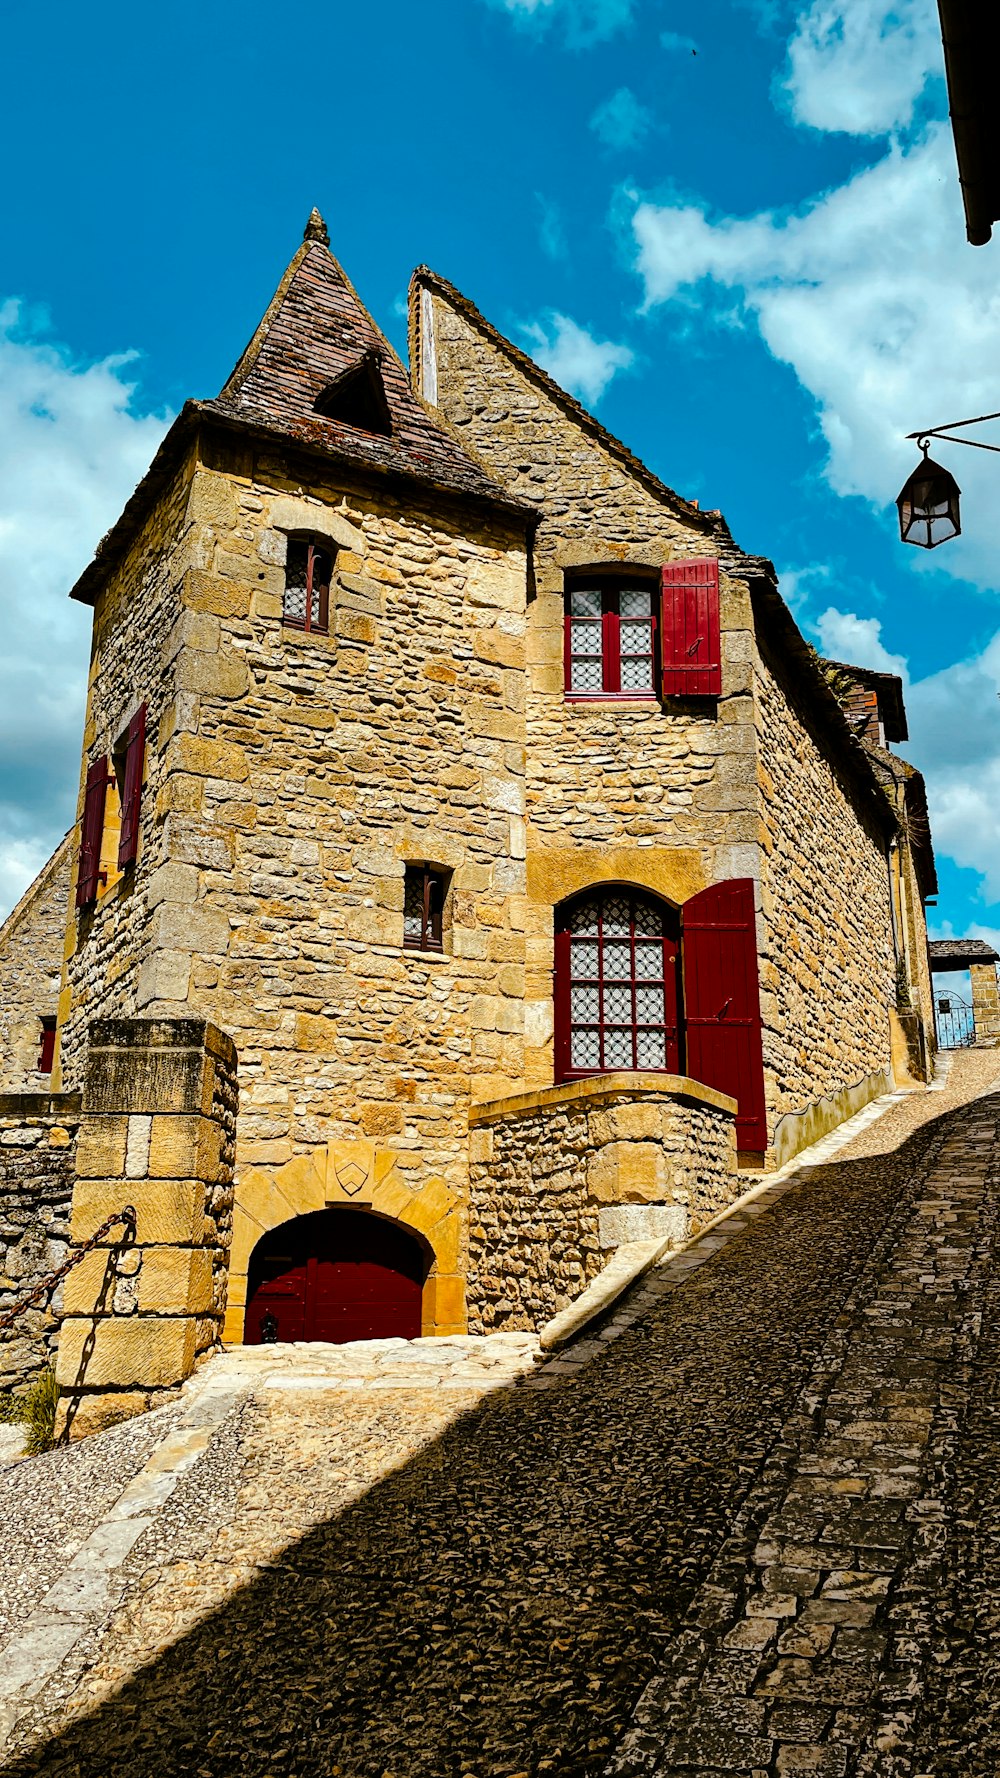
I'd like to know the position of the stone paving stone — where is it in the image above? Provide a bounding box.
[1,1054,998,1778]
[608,1071,1000,1778]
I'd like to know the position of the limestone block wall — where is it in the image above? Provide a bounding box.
[0,1094,81,1390]
[754,641,895,1155]
[971,963,1000,1046]
[125,442,529,1211]
[467,1075,736,1331]
[58,453,201,1086]
[0,836,72,1090]
[416,283,762,1089]
[57,1018,236,1438]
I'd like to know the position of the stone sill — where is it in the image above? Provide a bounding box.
[564,698,661,713]
[470,1071,737,1125]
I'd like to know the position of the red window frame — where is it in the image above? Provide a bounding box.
[37,1017,57,1074]
[564,581,659,699]
[283,539,332,634]
[554,888,682,1082]
[403,865,446,953]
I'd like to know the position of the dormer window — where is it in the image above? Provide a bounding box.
[313,352,393,437]
[283,539,332,634]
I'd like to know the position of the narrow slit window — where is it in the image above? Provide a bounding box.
[284,539,333,634]
[403,865,446,953]
[37,1017,57,1074]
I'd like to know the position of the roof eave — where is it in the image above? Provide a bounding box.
[69,398,534,609]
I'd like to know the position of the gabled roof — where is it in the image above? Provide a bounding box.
[410,265,722,538]
[70,215,529,606]
[207,213,517,508]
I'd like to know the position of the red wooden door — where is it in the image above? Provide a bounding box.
[244,1210,426,1345]
[682,879,767,1153]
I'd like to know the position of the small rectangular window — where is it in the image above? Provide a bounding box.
[37,1017,57,1074]
[284,539,332,633]
[565,584,657,697]
[403,865,446,952]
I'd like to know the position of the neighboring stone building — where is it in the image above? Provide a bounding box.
[0,833,72,1091]
[0,213,940,1428]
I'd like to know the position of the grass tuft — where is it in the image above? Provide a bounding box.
[0,1368,59,1453]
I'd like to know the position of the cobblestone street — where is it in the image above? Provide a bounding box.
[2,1052,999,1778]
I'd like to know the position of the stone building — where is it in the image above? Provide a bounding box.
[0,833,71,1091]
[0,213,938,1427]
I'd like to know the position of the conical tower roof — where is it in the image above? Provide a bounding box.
[201,213,517,508]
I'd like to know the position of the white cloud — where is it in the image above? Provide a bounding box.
[783,0,943,135]
[804,604,1000,910]
[536,194,568,260]
[631,122,1000,587]
[813,607,908,676]
[0,303,170,921]
[484,0,633,45]
[521,311,635,404]
[590,87,654,151]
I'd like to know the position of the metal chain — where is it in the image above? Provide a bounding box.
[0,1207,137,1331]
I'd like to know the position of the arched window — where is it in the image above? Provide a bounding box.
[554,887,682,1081]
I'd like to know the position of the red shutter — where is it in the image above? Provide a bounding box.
[661,559,722,697]
[682,878,767,1152]
[76,758,110,908]
[117,704,147,868]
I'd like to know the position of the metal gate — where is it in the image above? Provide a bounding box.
[935,989,976,1049]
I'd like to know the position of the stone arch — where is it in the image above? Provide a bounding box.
[225,1139,464,1343]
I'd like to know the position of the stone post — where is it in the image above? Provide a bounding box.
[56,1018,236,1437]
[971,963,1000,1047]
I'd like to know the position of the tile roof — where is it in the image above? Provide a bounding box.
[69,217,529,605]
[929,938,999,967]
[207,215,522,512]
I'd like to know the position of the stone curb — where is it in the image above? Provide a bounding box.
[532,1073,941,1369]
[538,1240,670,1351]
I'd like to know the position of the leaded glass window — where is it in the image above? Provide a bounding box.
[284,539,333,634]
[555,888,681,1079]
[404,865,446,952]
[564,583,657,697]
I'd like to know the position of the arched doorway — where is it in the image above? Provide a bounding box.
[243,1208,429,1345]
[554,885,682,1082]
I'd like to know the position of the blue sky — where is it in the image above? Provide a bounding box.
[1,0,997,966]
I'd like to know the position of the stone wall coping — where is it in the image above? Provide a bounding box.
[0,1092,82,1121]
[469,1072,738,1126]
[87,1018,237,1067]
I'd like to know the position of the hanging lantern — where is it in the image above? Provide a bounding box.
[896,440,961,548]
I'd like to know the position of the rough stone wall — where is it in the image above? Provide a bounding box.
[754,641,894,1137]
[66,432,529,1234]
[0,1094,81,1390]
[468,1080,736,1331]
[0,836,72,1090]
[58,451,200,1086]
[419,284,760,1091]
[58,1019,237,1437]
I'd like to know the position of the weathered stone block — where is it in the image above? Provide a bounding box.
[55,1314,198,1389]
[70,1177,204,1246]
